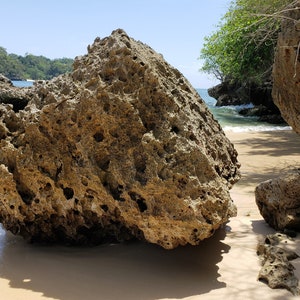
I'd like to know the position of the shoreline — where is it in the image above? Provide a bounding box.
[0,129,300,299]
[227,129,300,216]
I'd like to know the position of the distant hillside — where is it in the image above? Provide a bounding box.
[0,47,73,80]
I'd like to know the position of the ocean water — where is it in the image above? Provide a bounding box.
[12,80,34,88]
[12,81,290,132]
[197,89,291,132]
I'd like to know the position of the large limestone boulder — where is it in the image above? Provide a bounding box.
[0,29,240,249]
[272,1,300,134]
[255,172,300,231]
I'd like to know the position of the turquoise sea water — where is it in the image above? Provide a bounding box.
[12,81,290,132]
[197,89,291,132]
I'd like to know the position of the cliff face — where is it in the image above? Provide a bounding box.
[0,29,240,249]
[272,1,300,133]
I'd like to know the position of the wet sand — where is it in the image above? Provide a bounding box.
[1,130,300,299]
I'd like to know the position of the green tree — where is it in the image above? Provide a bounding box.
[199,0,293,84]
[19,54,52,80]
[48,58,74,78]
[0,49,73,80]
[7,54,25,79]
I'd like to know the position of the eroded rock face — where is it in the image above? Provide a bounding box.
[257,233,299,295]
[255,172,300,231]
[0,29,240,249]
[272,1,300,134]
[0,75,31,112]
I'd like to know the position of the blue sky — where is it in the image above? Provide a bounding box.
[1,1,231,88]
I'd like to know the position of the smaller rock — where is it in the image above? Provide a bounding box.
[239,105,286,124]
[257,233,299,295]
[255,171,300,231]
[208,80,249,106]
[208,78,284,124]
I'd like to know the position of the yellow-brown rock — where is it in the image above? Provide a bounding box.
[272,1,300,134]
[0,29,240,249]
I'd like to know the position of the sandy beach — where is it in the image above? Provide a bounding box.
[0,129,300,300]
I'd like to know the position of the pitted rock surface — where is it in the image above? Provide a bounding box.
[0,75,31,113]
[0,29,240,249]
[257,233,299,295]
[255,171,300,231]
[272,1,300,134]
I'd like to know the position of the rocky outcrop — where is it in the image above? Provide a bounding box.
[0,74,32,112]
[208,80,249,106]
[257,233,299,295]
[255,172,300,231]
[208,79,285,124]
[272,1,300,134]
[0,29,240,249]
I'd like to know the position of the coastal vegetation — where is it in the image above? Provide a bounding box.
[0,47,73,80]
[199,0,293,84]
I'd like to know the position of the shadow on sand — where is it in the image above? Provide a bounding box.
[0,227,230,300]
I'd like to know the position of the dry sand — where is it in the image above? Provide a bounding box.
[1,129,300,300]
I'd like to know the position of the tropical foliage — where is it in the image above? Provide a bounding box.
[199,0,293,84]
[0,47,73,80]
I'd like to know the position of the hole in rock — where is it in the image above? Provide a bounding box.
[135,173,148,186]
[171,125,180,134]
[86,194,94,200]
[4,118,20,132]
[101,204,109,212]
[189,133,197,141]
[103,103,110,112]
[97,158,110,171]
[44,182,52,191]
[265,237,271,245]
[17,189,34,205]
[144,122,155,131]
[63,187,74,200]
[258,277,269,284]
[93,131,104,142]
[110,184,125,202]
[10,205,14,209]
[2,98,29,112]
[104,179,125,202]
[205,218,212,225]
[134,153,147,173]
[137,199,147,212]
[55,164,63,180]
[129,191,148,212]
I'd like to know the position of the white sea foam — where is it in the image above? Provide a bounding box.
[197,89,290,133]
[223,125,292,133]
